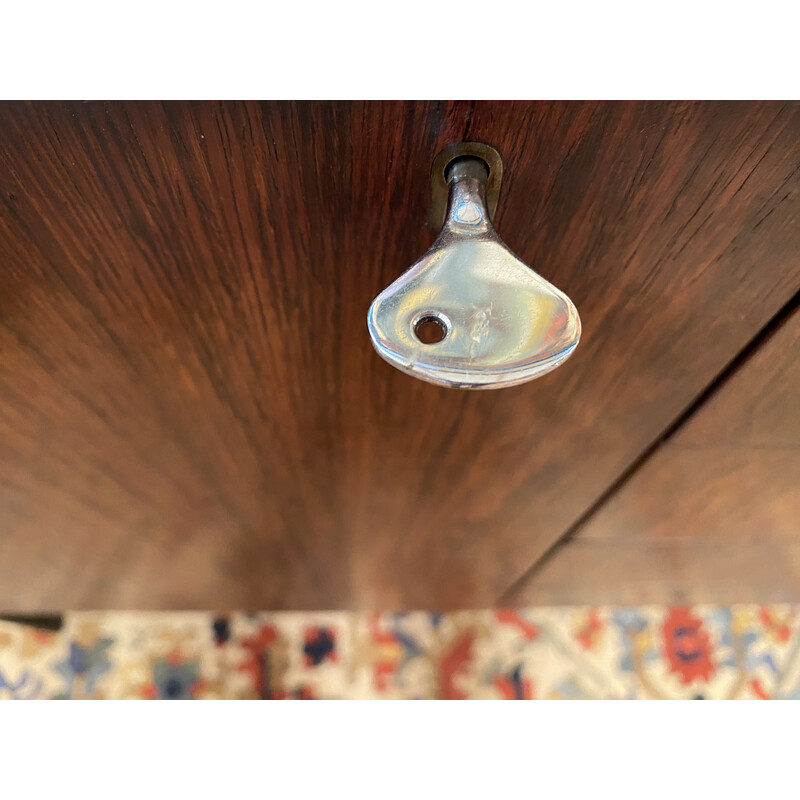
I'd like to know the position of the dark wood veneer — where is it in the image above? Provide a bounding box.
[0,101,797,608]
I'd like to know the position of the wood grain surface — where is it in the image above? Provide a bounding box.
[504,302,800,605]
[0,101,798,609]
[500,540,800,606]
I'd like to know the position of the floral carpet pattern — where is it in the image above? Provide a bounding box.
[1,605,799,699]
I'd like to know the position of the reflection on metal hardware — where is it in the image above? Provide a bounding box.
[428,141,504,232]
[367,151,581,389]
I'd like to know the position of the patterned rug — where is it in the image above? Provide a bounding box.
[1,605,798,699]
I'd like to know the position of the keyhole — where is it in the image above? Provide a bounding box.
[414,315,448,345]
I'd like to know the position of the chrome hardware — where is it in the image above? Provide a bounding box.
[367,148,581,389]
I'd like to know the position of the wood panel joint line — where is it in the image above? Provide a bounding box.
[498,286,800,605]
